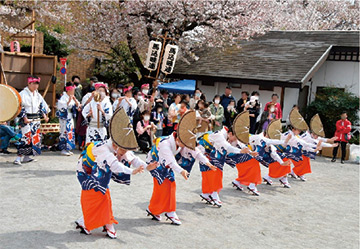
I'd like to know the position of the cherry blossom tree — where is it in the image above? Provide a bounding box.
[1,0,359,84]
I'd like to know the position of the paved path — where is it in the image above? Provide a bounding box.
[0,151,358,249]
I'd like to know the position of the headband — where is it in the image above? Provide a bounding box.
[124,86,133,93]
[66,86,76,92]
[28,77,41,84]
[94,82,108,89]
[141,84,149,89]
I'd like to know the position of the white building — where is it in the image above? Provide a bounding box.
[171,31,359,122]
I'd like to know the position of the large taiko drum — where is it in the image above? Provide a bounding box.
[0,84,22,122]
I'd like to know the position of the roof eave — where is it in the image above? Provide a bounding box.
[301,45,333,88]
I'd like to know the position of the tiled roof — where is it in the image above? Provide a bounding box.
[172,31,359,85]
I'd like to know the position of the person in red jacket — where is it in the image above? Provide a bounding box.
[264,93,282,119]
[332,111,352,164]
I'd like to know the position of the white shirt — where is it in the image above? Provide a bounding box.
[76,139,134,175]
[113,97,137,115]
[20,87,49,114]
[57,92,76,110]
[210,128,242,154]
[230,139,247,149]
[197,128,243,156]
[118,150,147,169]
[281,130,316,152]
[81,92,92,106]
[148,134,210,174]
[249,133,285,164]
[82,97,113,124]
[301,131,333,149]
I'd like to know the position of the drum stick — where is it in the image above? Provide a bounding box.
[28,118,45,123]
[97,109,100,129]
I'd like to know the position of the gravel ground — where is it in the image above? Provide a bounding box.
[0,149,358,249]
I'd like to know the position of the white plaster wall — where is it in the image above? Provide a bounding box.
[196,80,217,101]
[309,61,359,102]
[283,88,300,121]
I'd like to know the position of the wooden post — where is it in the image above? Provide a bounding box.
[0,35,4,85]
[145,31,176,84]
[154,31,168,81]
[30,10,35,75]
[42,78,52,98]
[52,56,57,117]
[280,86,285,121]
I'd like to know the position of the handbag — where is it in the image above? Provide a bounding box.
[345,133,352,141]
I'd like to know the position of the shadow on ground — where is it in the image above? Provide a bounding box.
[0,229,125,249]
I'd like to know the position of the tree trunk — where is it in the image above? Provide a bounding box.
[126,32,153,88]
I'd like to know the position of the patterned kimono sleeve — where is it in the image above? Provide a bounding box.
[92,144,134,175]
[209,132,241,154]
[300,132,317,144]
[197,143,206,154]
[191,147,210,165]
[295,136,317,152]
[82,101,91,120]
[39,94,50,115]
[112,99,119,112]
[129,98,138,117]
[56,96,69,120]
[225,143,242,154]
[158,142,183,174]
[18,91,27,120]
[102,99,113,127]
[18,106,27,119]
[107,156,133,175]
[127,151,147,169]
[71,105,78,119]
[263,137,285,146]
[269,144,284,164]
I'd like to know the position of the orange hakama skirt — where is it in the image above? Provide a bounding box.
[81,189,118,231]
[268,159,291,179]
[201,169,223,194]
[235,158,262,186]
[291,155,312,176]
[148,178,176,215]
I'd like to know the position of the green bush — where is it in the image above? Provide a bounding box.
[36,24,71,59]
[349,134,359,145]
[305,87,359,139]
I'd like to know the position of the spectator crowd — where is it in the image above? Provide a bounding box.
[52,77,286,154]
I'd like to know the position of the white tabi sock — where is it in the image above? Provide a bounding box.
[264,174,271,181]
[233,180,241,185]
[280,176,289,184]
[76,216,84,225]
[211,191,221,201]
[166,211,178,219]
[201,193,210,198]
[249,183,256,189]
